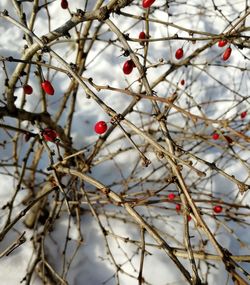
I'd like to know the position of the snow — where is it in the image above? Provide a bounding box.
[0,0,250,284]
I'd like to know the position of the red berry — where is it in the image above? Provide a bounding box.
[23,84,33,95]
[42,128,58,142]
[175,204,181,212]
[187,215,192,222]
[41,80,54,95]
[139,31,146,40]
[222,47,232,61]
[213,205,223,213]
[175,48,184,60]
[142,0,155,8]
[61,0,68,9]
[224,135,233,144]
[94,121,108,134]
[180,79,185,85]
[212,133,219,140]
[168,193,176,201]
[241,111,247,119]
[123,60,135,75]
[218,40,228,47]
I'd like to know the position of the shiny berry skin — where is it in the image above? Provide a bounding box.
[180,79,185,85]
[139,32,147,46]
[222,47,232,61]
[123,60,134,75]
[142,0,155,8]
[23,84,33,95]
[212,133,219,140]
[168,193,176,201]
[41,80,55,95]
[94,121,108,134]
[241,111,247,119]
[218,40,228,47]
[42,128,58,142]
[139,31,146,40]
[175,48,184,60]
[61,0,68,9]
[213,205,223,213]
[175,204,181,212]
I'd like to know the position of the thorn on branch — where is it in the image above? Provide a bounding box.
[124,33,130,40]
[122,50,130,57]
[41,46,50,53]
[142,158,151,167]
[101,187,110,195]
[1,10,9,16]
[41,36,49,44]
[69,63,77,71]
[156,151,164,159]
[238,183,249,194]
[75,9,85,20]
[2,202,10,210]
[63,31,71,39]
[20,71,27,76]
[209,162,216,169]
[4,78,9,87]
[110,114,124,124]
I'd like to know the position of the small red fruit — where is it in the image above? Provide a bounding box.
[61,0,68,9]
[218,40,228,47]
[139,31,147,45]
[175,204,181,212]
[139,31,146,40]
[123,60,135,75]
[168,193,176,201]
[175,48,184,60]
[222,47,232,61]
[213,205,223,213]
[42,128,58,142]
[187,215,192,222]
[212,133,219,140]
[41,80,55,95]
[23,84,33,95]
[180,79,185,85]
[94,121,108,134]
[142,0,155,8]
[241,111,247,119]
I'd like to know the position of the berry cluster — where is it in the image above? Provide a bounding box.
[218,39,232,61]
